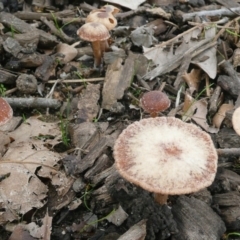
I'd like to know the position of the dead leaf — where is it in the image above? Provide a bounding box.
[212,103,234,128]
[182,68,202,94]
[102,0,146,10]
[182,90,194,114]
[143,27,216,80]
[56,43,78,63]
[130,26,158,47]
[106,205,128,226]
[0,163,47,224]
[25,211,52,240]
[182,97,219,133]
[9,226,36,240]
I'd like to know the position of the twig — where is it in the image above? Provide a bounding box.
[3,97,61,109]
[40,16,75,44]
[182,7,240,22]
[217,148,240,157]
[47,78,105,84]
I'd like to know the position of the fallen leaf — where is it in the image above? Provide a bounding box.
[212,103,234,128]
[182,68,202,94]
[102,0,146,10]
[25,211,52,240]
[146,7,171,19]
[56,43,78,63]
[106,205,128,226]
[9,226,36,240]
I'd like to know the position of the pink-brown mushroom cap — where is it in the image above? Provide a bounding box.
[0,98,13,126]
[232,107,240,136]
[140,91,170,115]
[114,117,218,195]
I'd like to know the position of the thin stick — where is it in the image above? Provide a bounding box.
[217,148,240,157]
[47,78,105,84]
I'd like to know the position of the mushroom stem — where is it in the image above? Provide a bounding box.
[101,40,110,53]
[154,193,168,205]
[91,41,102,68]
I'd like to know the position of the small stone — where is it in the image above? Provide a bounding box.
[16,74,38,94]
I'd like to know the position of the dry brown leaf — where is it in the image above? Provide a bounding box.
[0,163,47,224]
[102,0,146,10]
[106,205,128,226]
[181,97,218,133]
[143,27,216,80]
[182,90,194,120]
[56,43,78,63]
[8,117,61,149]
[212,103,234,128]
[182,68,202,94]
[9,226,36,240]
[25,211,52,240]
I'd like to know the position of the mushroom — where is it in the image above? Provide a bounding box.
[90,5,120,15]
[232,107,240,135]
[86,11,117,31]
[86,11,117,53]
[0,97,13,126]
[140,91,171,117]
[77,22,110,68]
[113,117,218,205]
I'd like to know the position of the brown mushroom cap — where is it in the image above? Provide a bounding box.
[114,117,218,195]
[0,98,13,126]
[232,107,240,136]
[140,91,170,114]
[86,11,117,30]
[77,22,110,42]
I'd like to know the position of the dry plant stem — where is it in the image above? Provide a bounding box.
[182,7,240,22]
[217,148,240,157]
[3,98,61,109]
[154,193,168,205]
[47,78,104,84]
[14,10,76,21]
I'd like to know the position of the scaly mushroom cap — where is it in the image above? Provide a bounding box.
[0,98,13,126]
[232,107,240,136]
[114,117,218,195]
[140,91,170,115]
[77,22,110,42]
[86,11,117,30]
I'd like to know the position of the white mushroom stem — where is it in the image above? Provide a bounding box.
[154,193,169,205]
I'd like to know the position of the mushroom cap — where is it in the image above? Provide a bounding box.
[90,5,120,15]
[0,98,13,126]
[77,22,110,42]
[114,117,218,195]
[232,107,240,135]
[86,11,117,30]
[140,91,170,114]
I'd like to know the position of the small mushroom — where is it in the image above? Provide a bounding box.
[90,5,120,15]
[0,98,13,126]
[232,107,240,135]
[140,91,170,117]
[86,11,117,31]
[114,117,218,205]
[77,22,110,68]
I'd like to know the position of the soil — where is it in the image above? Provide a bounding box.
[1,0,240,240]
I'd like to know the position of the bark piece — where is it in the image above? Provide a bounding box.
[102,52,148,111]
[0,69,17,84]
[216,128,240,148]
[118,219,147,240]
[76,83,100,122]
[76,136,113,173]
[171,196,226,240]
[0,12,58,48]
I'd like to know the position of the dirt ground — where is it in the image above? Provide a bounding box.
[1,0,240,239]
